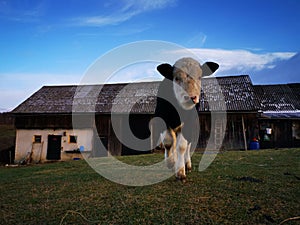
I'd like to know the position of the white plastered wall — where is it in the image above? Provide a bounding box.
[15,129,94,163]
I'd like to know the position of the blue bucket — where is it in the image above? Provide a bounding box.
[249,141,260,150]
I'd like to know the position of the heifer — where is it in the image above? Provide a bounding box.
[155,57,219,181]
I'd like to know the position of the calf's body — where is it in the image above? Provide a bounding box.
[154,57,219,181]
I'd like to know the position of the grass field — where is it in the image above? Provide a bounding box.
[0,149,299,225]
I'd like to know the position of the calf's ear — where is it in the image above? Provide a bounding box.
[202,62,219,77]
[157,63,173,80]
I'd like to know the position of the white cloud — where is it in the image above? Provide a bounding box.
[185,33,207,48]
[73,0,177,27]
[107,62,163,83]
[101,47,297,83]
[0,1,45,23]
[168,48,297,75]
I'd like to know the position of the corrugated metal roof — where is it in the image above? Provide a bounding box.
[254,84,300,112]
[200,75,259,111]
[12,75,259,114]
[288,83,300,100]
[13,82,160,114]
[261,111,300,119]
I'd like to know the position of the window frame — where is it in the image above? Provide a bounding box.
[33,135,42,143]
[69,135,78,143]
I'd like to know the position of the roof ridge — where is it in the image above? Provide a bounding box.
[41,80,163,88]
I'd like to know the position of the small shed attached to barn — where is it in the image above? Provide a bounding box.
[254,83,300,148]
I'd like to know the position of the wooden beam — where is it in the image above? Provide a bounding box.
[150,118,154,151]
[241,115,248,151]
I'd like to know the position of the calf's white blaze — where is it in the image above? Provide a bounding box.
[173,82,195,110]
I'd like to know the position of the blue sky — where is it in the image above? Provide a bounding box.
[0,0,300,111]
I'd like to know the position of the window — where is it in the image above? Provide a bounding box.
[34,135,42,143]
[69,135,77,143]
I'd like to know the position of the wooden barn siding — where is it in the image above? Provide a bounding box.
[0,113,14,125]
[15,114,92,129]
[198,113,258,150]
[258,119,300,148]
[17,113,300,154]
[14,113,260,157]
[95,115,109,136]
[94,114,153,156]
[94,115,128,156]
[224,114,258,150]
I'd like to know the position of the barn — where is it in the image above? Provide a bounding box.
[11,75,300,163]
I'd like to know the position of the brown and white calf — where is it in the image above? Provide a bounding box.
[155,57,219,181]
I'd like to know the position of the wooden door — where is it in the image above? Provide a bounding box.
[47,135,61,160]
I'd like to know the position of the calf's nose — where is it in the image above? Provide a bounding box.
[191,96,198,104]
[184,96,198,104]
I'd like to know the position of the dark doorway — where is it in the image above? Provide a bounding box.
[100,136,108,150]
[122,115,152,156]
[47,135,61,160]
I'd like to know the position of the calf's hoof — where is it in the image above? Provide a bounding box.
[186,165,192,173]
[176,169,186,182]
[176,175,187,183]
[185,162,192,172]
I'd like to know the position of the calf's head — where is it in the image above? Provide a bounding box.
[157,57,219,110]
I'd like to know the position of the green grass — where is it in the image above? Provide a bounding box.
[0,149,299,225]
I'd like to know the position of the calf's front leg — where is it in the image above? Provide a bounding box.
[185,143,192,172]
[175,133,188,181]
